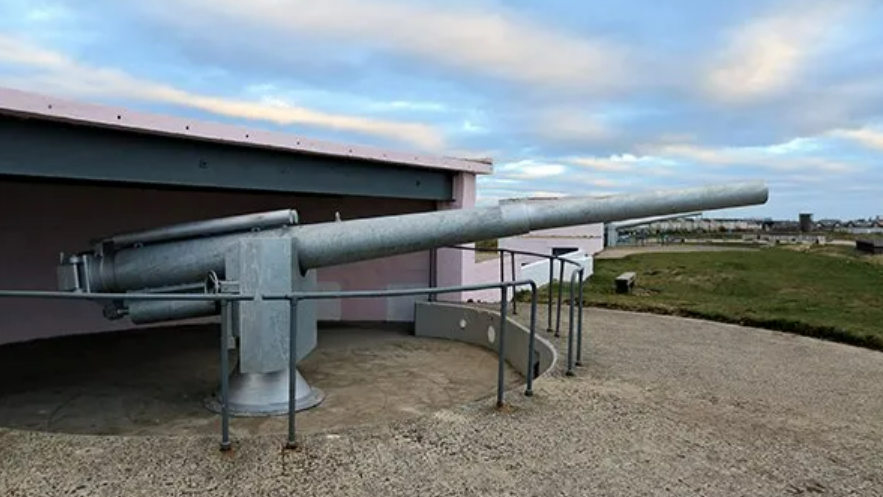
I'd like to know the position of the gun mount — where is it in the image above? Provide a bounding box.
[56,181,769,415]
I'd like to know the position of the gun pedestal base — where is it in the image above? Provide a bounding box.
[205,367,325,417]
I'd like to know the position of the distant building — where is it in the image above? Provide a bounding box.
[799,213,813,232]
[638,217,762,233]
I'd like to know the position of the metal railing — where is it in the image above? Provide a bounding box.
[0,278,540,451]
[442,244,589,370]
[267,278,539,449]
[0,245,591,451]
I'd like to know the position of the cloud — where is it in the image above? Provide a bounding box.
[828,126,883,152]
[567,154,681,179]
[702,1,861,103]
[648,139,864,174]
[495,160,568,179]
[477,157,626,203]
[529,107,615,144]
[370,100,449,113]
[2,0,881,220]
[100,0,883,161]
[568,154,639,172]
[0,34,445,149]
[137,0,629,95]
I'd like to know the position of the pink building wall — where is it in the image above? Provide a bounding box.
[461,223,604,302]
[499,223,605,260]
[0,179,437,345]
[434,173,476,303]
[460,254,522,302]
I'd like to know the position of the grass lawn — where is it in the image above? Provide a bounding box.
[549,247,883,351]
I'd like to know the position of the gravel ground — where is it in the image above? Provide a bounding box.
[2,307,882,497]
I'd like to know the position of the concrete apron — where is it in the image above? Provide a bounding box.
[0,323,523,437]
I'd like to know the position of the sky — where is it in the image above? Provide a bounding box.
[0,0,881,220]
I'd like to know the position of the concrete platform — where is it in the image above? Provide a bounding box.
[2,308,882,496]
[0,323,522,437]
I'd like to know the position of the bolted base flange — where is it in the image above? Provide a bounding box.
[205,368,325,417]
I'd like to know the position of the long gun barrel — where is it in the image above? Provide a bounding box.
[295,182,764,268]
[610,211,702,230]
[59,181,768,293]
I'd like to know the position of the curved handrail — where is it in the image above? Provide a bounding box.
[442,244,589,338]
[0,277,543,452]
[441,243,589,377]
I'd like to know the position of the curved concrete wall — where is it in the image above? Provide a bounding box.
[413,301,557,381]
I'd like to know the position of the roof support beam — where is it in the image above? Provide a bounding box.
[0,115,454,201]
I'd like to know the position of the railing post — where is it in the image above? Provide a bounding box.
[510,252,518,315]
[286,296,299,450]
[219,298,231,451]
[555,260,565,337]
[576,268,585,367]
[546,258,554,333]
[428,248,437,302]
[566,272,577,377]
[497,284,508,409]
[525,282,538,397]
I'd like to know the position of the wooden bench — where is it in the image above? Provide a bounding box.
[615,272,636,294]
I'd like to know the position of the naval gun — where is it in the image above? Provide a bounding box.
[55,181,769,415]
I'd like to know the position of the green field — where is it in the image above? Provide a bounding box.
[546,247,883,351]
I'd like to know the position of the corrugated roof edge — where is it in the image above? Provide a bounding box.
[0,86,493,175]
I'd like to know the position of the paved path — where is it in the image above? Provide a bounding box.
[2,308,882,496]
[596,244,757,259]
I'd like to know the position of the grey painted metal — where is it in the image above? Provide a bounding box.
[576,269,585,367]
[606,224,619,248]
[546,262,554,332]
[510,252,518,315]
[610,211,703,230]
[498,251,505,291]
[125,299,217,324]
[565,269,581,376]
[226,238,298,373]
[136,282,208,294]
[428,249,438,302]
[0,115,454,201]
[607,212,703,247]
[287,297,299,448]
[219,300,232,451]
[444,244,586,262]
[294,181,767,270]
[275,278,538,302]
[497,285,509,408]
[525,286,538,396]
[496,250,518,314]
[42,180,768,433]
[555,262,565,337]
[441,244,606,338]
[99,209,299,250]
[206,367,323,417]
[0,289,255,301]
[61,181,767,294]
[218,239,320,417]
